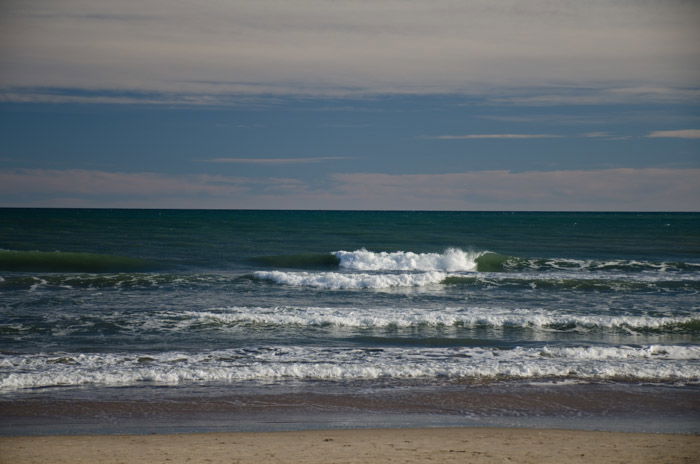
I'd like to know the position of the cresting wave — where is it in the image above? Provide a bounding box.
[254,249,508,272]
[335,248,493,272]
[250,248,700,289]
[1,344,698,391]
[252,248,700,273]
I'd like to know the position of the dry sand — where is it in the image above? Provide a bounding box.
[1,427,698,464]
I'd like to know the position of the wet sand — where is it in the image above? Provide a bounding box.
[2,382,699,436]
[2,384,698,463]
[1,427,699,464]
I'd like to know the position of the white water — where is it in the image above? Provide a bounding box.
[253,270,448,289]
[1,344,698,391]
[334,248,485,271]
[186,305,696,332]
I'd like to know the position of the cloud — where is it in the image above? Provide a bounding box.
[426,134,562,140]
[0,169,306,197]
[203,157,350,164]
[1,1,698,100]
[488,87,700,106]
[330,168,700,211]
[646,129,700,139]
[580,132,631,141]
[1,168,697,211]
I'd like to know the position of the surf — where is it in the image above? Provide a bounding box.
[2,344,698,392]
[252,248,512,272]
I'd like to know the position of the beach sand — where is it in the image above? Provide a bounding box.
[1,427,698,464]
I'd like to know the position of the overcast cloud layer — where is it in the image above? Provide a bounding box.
[2,168,698,211]
[1,1,698,210]
[2,0,699,99]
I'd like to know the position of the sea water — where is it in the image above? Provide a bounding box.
[0,210,698,432]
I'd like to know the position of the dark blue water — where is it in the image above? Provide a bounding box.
[0,209,698,400]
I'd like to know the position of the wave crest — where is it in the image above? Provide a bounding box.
[334,248,489,272]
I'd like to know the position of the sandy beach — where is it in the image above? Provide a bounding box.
[1,427,698,464]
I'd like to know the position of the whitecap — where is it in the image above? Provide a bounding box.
[333,248,486,272]
[253,270,447,289]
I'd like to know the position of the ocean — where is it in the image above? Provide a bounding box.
[1,209,698,434]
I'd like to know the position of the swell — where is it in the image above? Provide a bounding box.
[250,253,341,269]
[0,250,150,273]
[0,273,235,291]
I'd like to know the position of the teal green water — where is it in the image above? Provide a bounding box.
[2,210,698,270]
[0,209,698,397]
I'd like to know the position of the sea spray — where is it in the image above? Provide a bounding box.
[334,248,487,271]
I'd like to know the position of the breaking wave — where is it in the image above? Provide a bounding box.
[1,344,698,391]
[335,248,494,271]
[4,305,697,339]
[253,248,509,272]
[251,248,700,274]
[252,270,700,291]
[188,306,700,334]
[253,270,447,289]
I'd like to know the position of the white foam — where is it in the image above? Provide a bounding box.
[1,344,698,391]
[334,248,485,271]
[28,277,47,292]
[524,257,700,274]
[189,305,697,332]
[253,270,447,289]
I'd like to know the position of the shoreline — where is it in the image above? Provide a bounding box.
[2,427,698,464]
[2,382,699,437]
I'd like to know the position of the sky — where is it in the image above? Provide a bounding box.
[1,0,699,210]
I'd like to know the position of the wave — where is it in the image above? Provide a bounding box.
[0,273,233,291]
[0,250,150,273]
[442,275,700,292]
[252,248,509,272]
[253,270,448,289]
[252,269,700,291]
[4,270,695,293]
[189,306,699,334]
[1,344,698,391]
[251,253,340,269]
[4,305,696,339]
[511,257,700,273]
[251,248,700,275]
[334,248,503,272]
